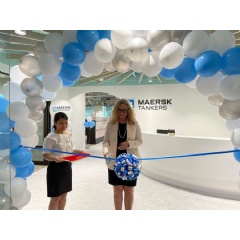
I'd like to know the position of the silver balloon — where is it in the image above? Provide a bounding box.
[33,42,47,59]
[29,111,44,122]
[0,192,11,210]
[19,55,42,77]
[112,49,132,73]
[219,99,240,120]
[169,30,191,45]
[26,96,46,112]
[20,77,43,97]
[208,93,224,106]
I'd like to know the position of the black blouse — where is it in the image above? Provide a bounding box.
[116,123,127,157]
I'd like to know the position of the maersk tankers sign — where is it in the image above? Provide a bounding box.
[137,99,172,110]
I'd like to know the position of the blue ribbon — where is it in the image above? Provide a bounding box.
[21,145,240,161]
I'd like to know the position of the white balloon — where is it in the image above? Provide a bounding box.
[39,53,62,76]
[4,177,27,198]
[94,38,116,63]
[83,52,104,75]
[225,118,240,132]
[79,64,93,77]
[14,118,38,137]
[6,102,30,121]
[147,30,169,52]
[219,75,240,101]
[44,32,64,58]
[21,134,39,148]
[0,162,16,184]
[49,99,73,117]
[40,88,57,101]
[104,61,115,72]
[111,30,133,49]
[2,82,26,102]
[183,30,210,58]
[87,116,92,122]
[131,61,142,73]
[112,49,132,73]
[159,42,184,69]
[12,189,31,209]
[231,128,240,148]
[33,42,47,59]
[195,72,224,96]
[141,52,162,77]
[63,30,77,43]
[208,30,235,55]
[42,74,63,92]
[19,55,42,77]
[10,65,29,84]
[126,37,148,62]
[132,30,148,40]
[0,149,10,160]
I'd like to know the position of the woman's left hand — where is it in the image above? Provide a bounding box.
[117,141,129,150]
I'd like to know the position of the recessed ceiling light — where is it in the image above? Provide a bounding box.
[15,30,26,36]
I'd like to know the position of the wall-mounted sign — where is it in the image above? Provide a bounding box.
[137,99,172,110]
[49,99,73,116]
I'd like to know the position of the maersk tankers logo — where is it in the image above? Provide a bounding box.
[52,105,72,112]
[128,99,134,108]
[138,99,172,110]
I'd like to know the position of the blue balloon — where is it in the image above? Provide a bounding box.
[0,112,15,133]
[0,132,21,152]
[15,161,35,178]
[10,147,32,168]
[194,50,221,77]
[61,76,77,87]
[59,62,81,82]
[98,30,111,40]
[160,68,175,79]
[174,58,197,83]
[233,148,240,163]
[84,121,90,128]
[89,121,95,128]
[221,47,240,75]
[77,30,100,51]
[62,42,85,66]
[0,94,9,112]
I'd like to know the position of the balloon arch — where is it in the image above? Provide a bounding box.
[1,30,240,209]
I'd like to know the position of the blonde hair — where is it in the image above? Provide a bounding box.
[110,99,136,124]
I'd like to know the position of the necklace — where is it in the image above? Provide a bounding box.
[118,127,127,138]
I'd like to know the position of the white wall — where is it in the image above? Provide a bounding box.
[59,84,230,139]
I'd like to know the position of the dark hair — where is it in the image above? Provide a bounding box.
[52,112,68,130]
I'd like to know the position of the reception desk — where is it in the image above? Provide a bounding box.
[140,133,240,200]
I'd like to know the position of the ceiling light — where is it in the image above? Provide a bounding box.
[148,77,152,83]
[15,30,26,36]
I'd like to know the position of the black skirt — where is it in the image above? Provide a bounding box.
[47,161,72,197]
[108,169,137,187]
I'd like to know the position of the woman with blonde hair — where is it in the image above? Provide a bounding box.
[103,98,143,210]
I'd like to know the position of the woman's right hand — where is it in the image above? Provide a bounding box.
[52,156,64,163]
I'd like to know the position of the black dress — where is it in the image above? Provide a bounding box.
[108,123,137,187]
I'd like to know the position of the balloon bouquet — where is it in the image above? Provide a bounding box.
[1,30,240,210]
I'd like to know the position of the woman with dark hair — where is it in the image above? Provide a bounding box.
[43,112,81,210]
[103,99,143,210]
